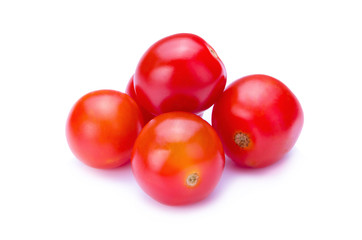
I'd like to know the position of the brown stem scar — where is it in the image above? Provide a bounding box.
[186,172,199,187]
[234,132,250,148]
[208,46,218,58]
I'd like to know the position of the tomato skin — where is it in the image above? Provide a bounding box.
[212,74,304,168]
[126,75,203,121]
[126,75,155,124]
[131,112,225,205]
[66,90,143,169]
[134,33,227,115]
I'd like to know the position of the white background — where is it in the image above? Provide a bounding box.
[1,0,361,239]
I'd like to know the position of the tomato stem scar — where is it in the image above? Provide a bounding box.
[186,172,199,187]
[234,132,250,148]
[208,46,218,59]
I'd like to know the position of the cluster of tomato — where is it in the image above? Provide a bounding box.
[66,33,304,206]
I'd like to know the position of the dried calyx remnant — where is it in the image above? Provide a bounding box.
[234,132,250,148]
[186,172,200,187]
[208,46,218,58]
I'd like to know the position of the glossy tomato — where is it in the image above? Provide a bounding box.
[66,90,143,169]
[126,75,203,120]
[212,74,304,168]
[126,75,155,124]
[132,112,225,205]
[134,33,226,115]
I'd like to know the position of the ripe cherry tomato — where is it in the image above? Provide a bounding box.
[66,90,143,169]
[134,33,227,115]
[212,74,304,168]
[132,112,225,205]
[126,75,203,120]
[126,75,155,124]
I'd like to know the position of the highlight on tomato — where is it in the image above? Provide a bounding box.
[66,90,144,169]
[126,75,204,121]
[131,112,225,205]
[134,33,227,116]
[212,74,304,168]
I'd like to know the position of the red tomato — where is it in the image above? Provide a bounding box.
[134,33,226,115]
[132,112,225,205]
[212,74,304,168]
[126,75,155,124]
[126,75,203,121]
[66,90,143,169]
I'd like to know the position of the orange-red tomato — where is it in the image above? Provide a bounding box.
[66,90,143,169]
[132,112,225,205]
[212,74,304,168]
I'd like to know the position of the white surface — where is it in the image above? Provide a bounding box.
[1,0,361,239]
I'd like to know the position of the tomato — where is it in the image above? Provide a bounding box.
[134,33,226,115]
[131,112,225,205]
[66,90,143,169]
[126,75,155,124]
[127,75,204,120]
[212,74,304,168]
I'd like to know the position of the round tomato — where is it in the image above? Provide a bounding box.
[125,75,203,121]
[66,90,143,169]
[126,75,155,124]
[132,112,225,205]
[212,74,304,168]
[134,33,227,115]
